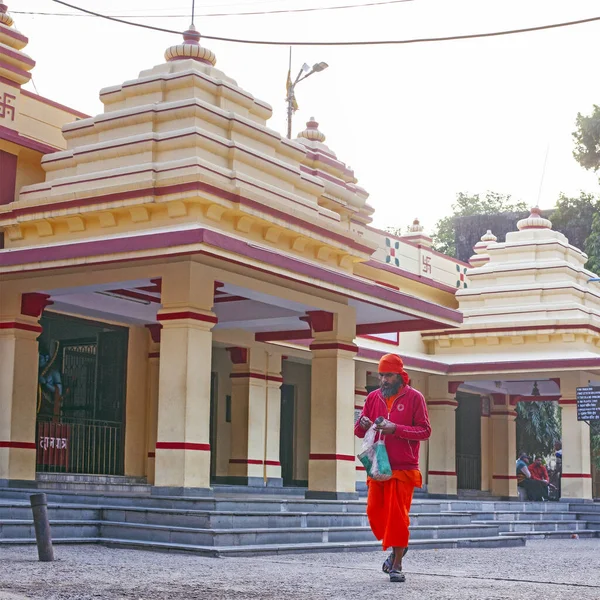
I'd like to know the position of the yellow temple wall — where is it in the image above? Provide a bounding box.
[124,325,149,477]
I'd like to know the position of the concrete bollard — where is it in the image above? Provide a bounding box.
[29,493,54,562]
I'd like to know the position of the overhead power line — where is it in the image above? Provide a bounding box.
[14,0,415,19]
[49,1,600,46]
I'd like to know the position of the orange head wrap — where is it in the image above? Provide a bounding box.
[378,353,410,385]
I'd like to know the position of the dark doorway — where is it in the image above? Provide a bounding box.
[36,313,129,475]
[280,384,295,486]
[456,392,482,490]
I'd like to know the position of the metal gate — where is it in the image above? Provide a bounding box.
[36,331,127,475]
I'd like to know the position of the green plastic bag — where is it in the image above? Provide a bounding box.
[358,426,392,481]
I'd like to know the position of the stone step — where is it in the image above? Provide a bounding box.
[0,520,99,539]
[570,511,600,522]
[499,529,600,540]
[0,502,474,530]
[35,482,152,493]
[473,520,593,533]
[36,474,148,485]
[98,521,501,546]
[0,534,526,556]
[0,503,100,521]
[475,511,579,522]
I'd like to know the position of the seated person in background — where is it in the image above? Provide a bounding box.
[516,453,545,501]
[529,456,550,500]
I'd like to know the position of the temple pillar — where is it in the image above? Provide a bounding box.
[490,393,517,498]
[153,262,216,494]
[305,308,357,499]
[426,379,458,496]
[0,286,48,485]
[227,347,283,486]
[354,361,369,490]
[145,326,161,485]
[559,372,593,500]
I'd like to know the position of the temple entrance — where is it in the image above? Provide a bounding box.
[36,312,128,475]
[456,392,482,490]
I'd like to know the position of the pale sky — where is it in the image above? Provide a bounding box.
[12,0,600,234]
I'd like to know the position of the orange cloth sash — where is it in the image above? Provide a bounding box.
[366,469,422,550]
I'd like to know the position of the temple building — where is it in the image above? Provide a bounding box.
[1,4,599,500]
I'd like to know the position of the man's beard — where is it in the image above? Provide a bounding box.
[380,380,402,398]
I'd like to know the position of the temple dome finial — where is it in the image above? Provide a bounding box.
[298,117,326,143]
[517,206,552,231]
[165,23,216,66]
[0,2,14,27]
[408,218,424,233]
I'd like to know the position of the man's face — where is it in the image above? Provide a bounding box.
[535,458,542,466]
[379,372,402,397]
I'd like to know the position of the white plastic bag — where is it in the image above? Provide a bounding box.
[357,425,392,481]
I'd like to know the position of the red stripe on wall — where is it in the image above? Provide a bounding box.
[561,473,592,478]
[309,342,358,353]
[492,475,518,480]
[0,441,36,449]
[229,372,283,383]
[229,459,281,466]
[0,322,43,333]
[428,470,457,476]
[354,405,363,410]
[147,452,156,458]
[558,399,577,405]
[155,442,210,451]
[309,453,355,462]
[356,466,366,471]
[157,311,218,324]
[148,352,160,359]
[354,390,368,396]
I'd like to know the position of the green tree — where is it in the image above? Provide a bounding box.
[516,401,561,458]
[549,192,600,272]
[573,104,600,174]
[585,210,600,275]
[430,191,528,257]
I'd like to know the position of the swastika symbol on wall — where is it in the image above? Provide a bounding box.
[385,237,400,267]
[456,264,468,288]
[0,92,16,121]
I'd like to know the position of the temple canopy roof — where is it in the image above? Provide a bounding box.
[0,2,35,86]
[423,207,600,373]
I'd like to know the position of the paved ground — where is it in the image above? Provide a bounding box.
[1,539,599,600]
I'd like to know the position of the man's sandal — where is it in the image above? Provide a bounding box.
[382,547,409,573]
[389,569,406,583]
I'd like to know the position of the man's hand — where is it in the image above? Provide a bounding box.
[359,416,373,431]
[374,418,397,435]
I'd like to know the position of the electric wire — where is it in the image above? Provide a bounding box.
[14,0,415,18]
[46,1,600,46]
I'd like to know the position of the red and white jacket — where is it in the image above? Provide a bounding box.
[354,386,431,471]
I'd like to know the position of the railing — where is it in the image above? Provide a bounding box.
[36,417,123,475]
[456,453,481,490]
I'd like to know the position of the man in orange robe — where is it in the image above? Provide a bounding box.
[355,354,431,583]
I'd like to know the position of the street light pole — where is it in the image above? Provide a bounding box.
[286,55,328,139]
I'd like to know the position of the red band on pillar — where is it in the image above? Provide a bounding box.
[309,453,355,461]
[0,441,36,449]
[0,322,43,333]
[561,473,592,478]
[428,470,456,476]
[155,442,211,451]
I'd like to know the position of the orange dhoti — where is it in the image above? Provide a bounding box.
[366,470,422,550]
